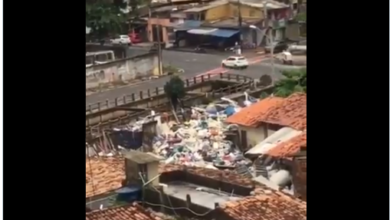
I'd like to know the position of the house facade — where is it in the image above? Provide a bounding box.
[225,93,306,152]
[225,96,285,150]
[182,0,290,45]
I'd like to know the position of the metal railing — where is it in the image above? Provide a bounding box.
[86,79,255,139]
[85,73,253,114]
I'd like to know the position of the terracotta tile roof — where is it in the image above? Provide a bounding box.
[86,203,162,220]
[262,93,307,130]
[266,132,307,158]
[222,189,306,220]
[225,97,285,127]
[86,157,125,198]
[160,164,306,220]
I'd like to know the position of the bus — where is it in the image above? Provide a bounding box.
[86,50,115,68]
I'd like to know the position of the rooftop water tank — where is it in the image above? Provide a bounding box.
[269,170,291,187]
[115,186,142,203]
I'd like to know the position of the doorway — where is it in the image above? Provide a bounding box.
[152,25,163,42]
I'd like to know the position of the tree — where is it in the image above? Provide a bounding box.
[86,0,128,40]
[295,12,306,23]
[164,75,186,111]
[273,68,306,97]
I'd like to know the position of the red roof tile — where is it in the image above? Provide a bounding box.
[86,203,162,220]
[266,132,307,158]
[225,97,285,127]
[222,189,306,220]
[262,93,306,130]
[86,157,125,198]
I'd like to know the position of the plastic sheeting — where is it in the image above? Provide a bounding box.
[150,99,256,169]
[246,127,303,155]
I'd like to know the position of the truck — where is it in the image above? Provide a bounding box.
[276,45,306,65]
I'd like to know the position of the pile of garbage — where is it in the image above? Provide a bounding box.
[152,102,252,170]
[97,94,260,169]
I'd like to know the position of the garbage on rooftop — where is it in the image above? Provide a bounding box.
[150,96,258,170]
[99,94,259,170]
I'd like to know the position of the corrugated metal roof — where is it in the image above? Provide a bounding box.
[245,127,302,155]
[183,0,228,12]
[211,29,239,37]
[187,28,239,38]
[230,0,288,9]
[174,20,202,30]
[187,28,217,34]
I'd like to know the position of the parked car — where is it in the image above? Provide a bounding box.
[221,56,249,69]
[128,32,141,44]
[264,41,288,53]
[110,35,131,45]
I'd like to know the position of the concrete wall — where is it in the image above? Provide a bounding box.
[147,162,160,187]
[240,126,265,148]
[86,44,151,59]
[204,3,263,21]
[240,124,279,148]
[205,4,230,20]
[86,52,159,89]
[142,170,253,219]
[229,3,263,19]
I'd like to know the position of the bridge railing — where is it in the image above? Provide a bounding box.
[86,79,257,138]
[85,73,253,114]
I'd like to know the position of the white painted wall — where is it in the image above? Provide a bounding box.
[147,162,160,187]
[240,125,279,148]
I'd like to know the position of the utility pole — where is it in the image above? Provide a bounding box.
[262,1,275,75]
[155,17,163,76]
[149,6,163,76]
[237,0,243,55]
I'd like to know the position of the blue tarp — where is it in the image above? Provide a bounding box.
[187,28,239,38]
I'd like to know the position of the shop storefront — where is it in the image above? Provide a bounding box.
[272,19,287,42]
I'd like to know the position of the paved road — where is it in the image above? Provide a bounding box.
[86,51,232,105]
[85,52,296,105]
[216,59,299,82]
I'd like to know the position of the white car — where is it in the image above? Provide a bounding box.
[221,56,249,69]
[110,35,131,45]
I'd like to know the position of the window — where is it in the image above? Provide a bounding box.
[249,9,256,17]
[200,12,206,20]
[227,57,236,61]
[187,13,196,20]
[107,53,113,61]
[187,13,200,20]
[95,54,107,62]
[267,123,284,131]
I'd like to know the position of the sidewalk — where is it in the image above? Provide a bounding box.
[164,47,266,58]
[241,47,266,58]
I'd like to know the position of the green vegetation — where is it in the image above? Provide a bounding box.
[295,12,306,23]
[86,0,128,39]
[164,75,186,110]
[163,65,181,74]
[273,69,307,97]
